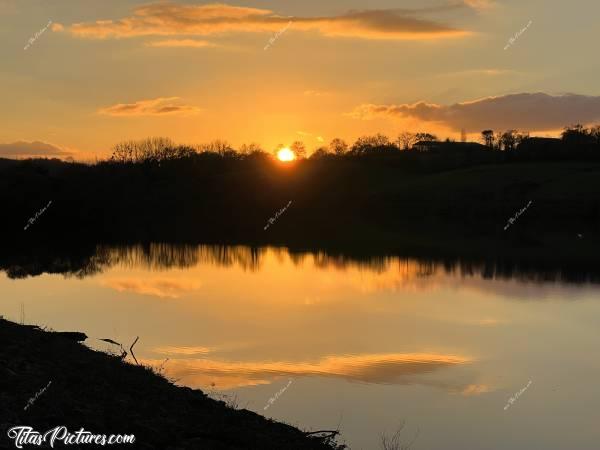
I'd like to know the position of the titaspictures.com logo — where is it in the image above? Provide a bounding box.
[7,426,135,448]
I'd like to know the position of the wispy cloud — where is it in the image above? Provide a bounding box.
[153,346,213,355]
[296,131,325,143]
[146,39,217,48]
[461,0,496,11]
[153,341,250,356]
[98,97,202,117]
[303,90,332,97]
[349,93,600,131]
[55,2,473,42]
[434,68,513,78]
[461,384,493,396]
[0,141,72,158]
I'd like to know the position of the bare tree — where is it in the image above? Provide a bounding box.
[110,137,177,163]
[198,139,234,155]
[396,132,418,150]
[291,141,307,159]
[239,143,264,155]
[111,140,136,163]
[329,138,349,155]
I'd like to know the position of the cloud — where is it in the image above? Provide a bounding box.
[152,341,251,357]
[153,346,213,355]
[461,384,493,396]
[98,97,201,117]
[102,277,201,298]
[303,90,331,97]
[296,131,324,141]
[142,352,471,389]
[146,39,217,48]
[0,141,72,158]
[56,2,472,41]
[434,68,513,78]
[349,93,600,131]
[461,0,496,10]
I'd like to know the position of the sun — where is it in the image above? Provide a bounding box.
[277,147,296,162]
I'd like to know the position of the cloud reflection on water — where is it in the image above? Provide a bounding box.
[143,352,473,390]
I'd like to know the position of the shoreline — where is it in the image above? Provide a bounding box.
[0,318,344,449]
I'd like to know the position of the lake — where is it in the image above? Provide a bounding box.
[2,243,600,449]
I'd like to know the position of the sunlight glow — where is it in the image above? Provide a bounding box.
[277,147,296,162]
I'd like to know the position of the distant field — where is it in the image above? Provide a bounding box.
[1,157,599,243]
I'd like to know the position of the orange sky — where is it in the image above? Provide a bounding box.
[1,0,600,160]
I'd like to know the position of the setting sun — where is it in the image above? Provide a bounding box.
[277,147,296,162]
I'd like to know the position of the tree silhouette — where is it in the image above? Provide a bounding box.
[110,137,196,163]
[481,130,494,148]
[516,131,530,146]
[198,140,234,156]
[310,146,330,159]
[500,130,518,151]
[415,133,437,142]
[396,132,418,150]
[329,138,349,155]
[351,134,394,155]
[590,126,600,145]
[291,141,307,159]
[562,124,593,146]
[239,143,264,155]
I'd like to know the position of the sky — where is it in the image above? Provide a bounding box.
[1,0,600,160]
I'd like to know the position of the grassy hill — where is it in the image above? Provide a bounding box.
[1,156,599,244]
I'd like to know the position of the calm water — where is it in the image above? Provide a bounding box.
[2,244,600,449]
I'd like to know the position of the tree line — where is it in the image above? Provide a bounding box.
[107,124,600,164]
[108,132,443,163]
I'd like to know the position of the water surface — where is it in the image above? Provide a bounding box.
[2,244,599,450]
